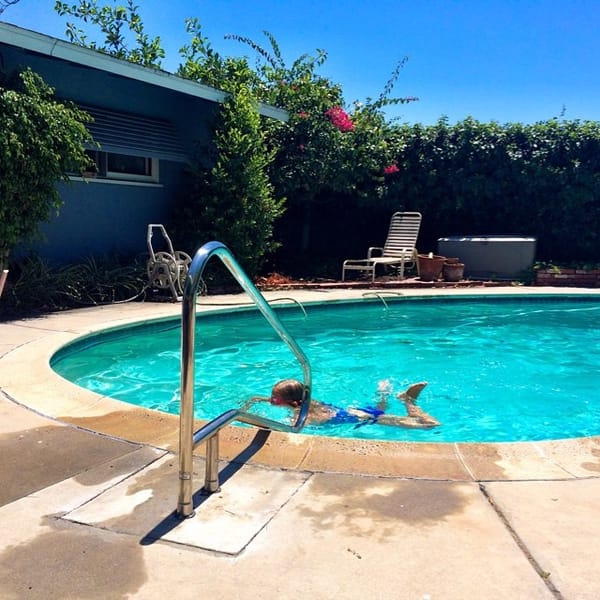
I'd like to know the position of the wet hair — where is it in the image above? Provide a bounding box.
[271,379,304,407]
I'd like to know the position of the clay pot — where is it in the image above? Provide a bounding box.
[0,269,7,297]
[443,261,465,282]
[418,254,446,281]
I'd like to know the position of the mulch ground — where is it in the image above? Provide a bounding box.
[251,272,514,292]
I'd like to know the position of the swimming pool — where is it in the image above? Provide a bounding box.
[51,295,600,443]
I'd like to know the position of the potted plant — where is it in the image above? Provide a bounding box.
[418,252,446,281]
[443,258,465,282]
[0,264,7,297]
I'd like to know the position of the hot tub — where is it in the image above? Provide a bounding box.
[437,235,537,279]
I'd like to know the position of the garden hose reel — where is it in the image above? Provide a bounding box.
[146,224,192,301]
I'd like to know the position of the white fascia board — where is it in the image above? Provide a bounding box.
[0,23,288,121]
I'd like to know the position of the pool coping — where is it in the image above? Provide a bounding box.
[2,285,600,483]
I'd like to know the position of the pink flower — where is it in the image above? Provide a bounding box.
[297,111,309,119]
[325,106,354,132]
[383,163,400,175]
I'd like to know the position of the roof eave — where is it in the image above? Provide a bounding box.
[0,23,288,121]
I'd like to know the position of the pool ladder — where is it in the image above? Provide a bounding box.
[362,290,404,309]
[177,241,312,518]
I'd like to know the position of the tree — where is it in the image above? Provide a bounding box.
[0,0,20,15]
[54,0,164,67]
[0,68,93,270]
[227,32,417,252]
[175,20,283,276]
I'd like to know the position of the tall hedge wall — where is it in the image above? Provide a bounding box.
[385,117,600,262]
[274,117,600,276]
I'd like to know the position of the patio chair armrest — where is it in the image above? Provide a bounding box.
[367,246,384,259]
[343,258,372,267]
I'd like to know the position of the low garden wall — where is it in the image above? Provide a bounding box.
[535,268,600,287]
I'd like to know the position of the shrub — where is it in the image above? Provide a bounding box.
[0,68,93,270]
[384,117,600,261]
[173,21,284,277]
[0,254,146,320]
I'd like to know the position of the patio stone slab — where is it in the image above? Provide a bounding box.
[64,454,310,555]
[0,394,142,507]
[229,473,555,599]
[485,479,600,600]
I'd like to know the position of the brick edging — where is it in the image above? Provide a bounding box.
[535,268,600,287]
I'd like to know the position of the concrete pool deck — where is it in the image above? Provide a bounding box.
[1,285,600,599]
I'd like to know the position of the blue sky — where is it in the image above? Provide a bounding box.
[3,0,600,125]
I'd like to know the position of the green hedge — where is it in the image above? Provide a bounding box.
[272,118,600,277]
[383,117,600,261]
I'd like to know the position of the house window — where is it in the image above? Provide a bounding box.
[85,150,159,183]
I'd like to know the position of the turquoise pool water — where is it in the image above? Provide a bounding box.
[51,295,600,443]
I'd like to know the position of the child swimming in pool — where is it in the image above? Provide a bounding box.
[245,378,440,429]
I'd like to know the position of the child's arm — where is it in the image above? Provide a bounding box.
[241,396,266,411]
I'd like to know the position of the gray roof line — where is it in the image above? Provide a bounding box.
[0,22,288,121]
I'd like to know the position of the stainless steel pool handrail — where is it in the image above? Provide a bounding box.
[177,241,312,518]
[362,290,404,309]
[267,296,308,318]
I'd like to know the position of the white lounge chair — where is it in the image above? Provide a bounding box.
[342,211,422,281]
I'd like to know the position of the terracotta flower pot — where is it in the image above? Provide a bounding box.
[443,261,465,282]
[418,254,446,281]
[0,269,8,297]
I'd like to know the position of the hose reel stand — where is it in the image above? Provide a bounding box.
[146,224,192,301]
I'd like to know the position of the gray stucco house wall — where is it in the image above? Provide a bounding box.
[0,23,286,263]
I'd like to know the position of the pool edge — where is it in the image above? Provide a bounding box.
[2,286,600,483]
